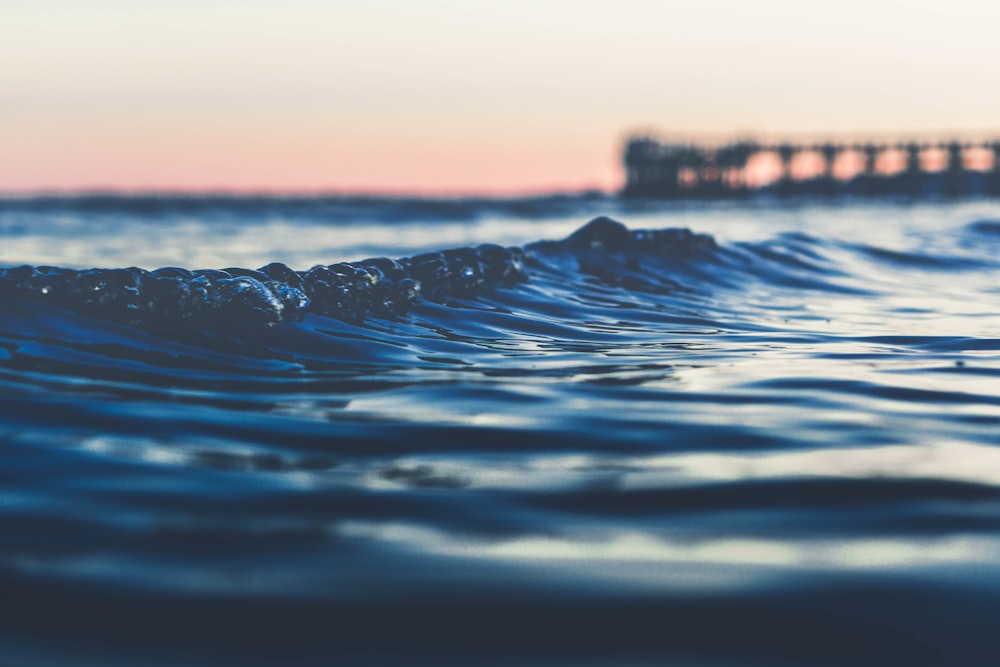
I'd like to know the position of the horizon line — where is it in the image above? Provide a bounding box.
[0,185,615,201]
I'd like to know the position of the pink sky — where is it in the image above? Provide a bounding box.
[2,118,616,195]
[3,1,1000,195]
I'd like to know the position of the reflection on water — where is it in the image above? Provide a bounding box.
[340,520,1000,578]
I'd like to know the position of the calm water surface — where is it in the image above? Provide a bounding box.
[2,195,1000,665]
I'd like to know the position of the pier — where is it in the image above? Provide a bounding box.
[623,135,1000,199]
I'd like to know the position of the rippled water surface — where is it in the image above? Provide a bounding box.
[3,195,1000,665]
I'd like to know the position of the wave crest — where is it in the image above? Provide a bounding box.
[0,217,724,337]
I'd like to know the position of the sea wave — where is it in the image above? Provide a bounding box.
[0,217,716,337]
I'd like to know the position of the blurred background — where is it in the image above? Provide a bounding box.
[2,0,1000,195]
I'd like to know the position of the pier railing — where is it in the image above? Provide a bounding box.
[623,135,1000,199]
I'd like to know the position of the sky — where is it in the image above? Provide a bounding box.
[3,0,1000,195]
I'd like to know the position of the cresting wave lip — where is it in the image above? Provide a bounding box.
[0,217,717,337]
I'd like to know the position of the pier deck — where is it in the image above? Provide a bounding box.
[623,135,1000,199]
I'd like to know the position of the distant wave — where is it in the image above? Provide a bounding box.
[0,191,615,221]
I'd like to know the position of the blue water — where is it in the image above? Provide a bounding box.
[3,194,1000,665]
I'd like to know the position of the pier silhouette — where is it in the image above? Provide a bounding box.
[623,134,1000,199]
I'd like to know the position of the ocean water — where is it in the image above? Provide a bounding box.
[2,194,1000,666]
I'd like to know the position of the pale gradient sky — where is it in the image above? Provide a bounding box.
[3,0,1000,194]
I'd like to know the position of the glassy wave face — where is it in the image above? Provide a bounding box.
[3,196,1000,666]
